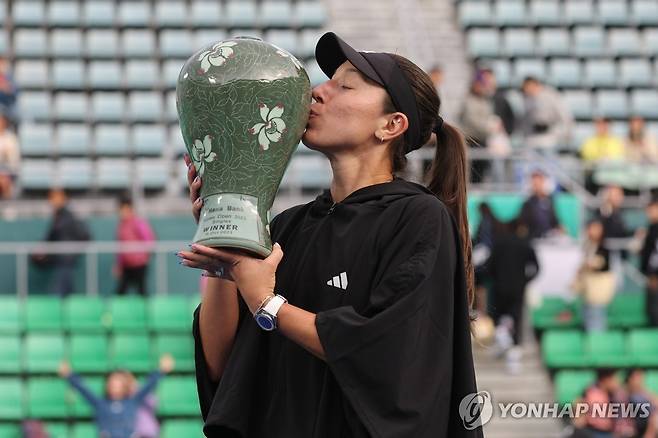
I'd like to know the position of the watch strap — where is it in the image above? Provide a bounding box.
[262,294,287,318]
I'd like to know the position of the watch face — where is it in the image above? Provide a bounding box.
[255,313,275,331]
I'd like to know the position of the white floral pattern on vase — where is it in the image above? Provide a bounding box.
[249,103,287,151]
[197,41,238,73]
[191,135,217,175]
[274,47,304,70]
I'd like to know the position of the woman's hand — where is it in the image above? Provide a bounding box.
[184,153,203,223]
[179,243,284,314]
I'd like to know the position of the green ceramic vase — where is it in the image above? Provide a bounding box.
[176,37,312,257]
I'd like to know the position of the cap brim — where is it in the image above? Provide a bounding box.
[315,32,384,86]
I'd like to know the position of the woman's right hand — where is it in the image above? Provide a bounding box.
[184,154,203,223]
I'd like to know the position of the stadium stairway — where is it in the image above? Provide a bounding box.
[473,317,564,437]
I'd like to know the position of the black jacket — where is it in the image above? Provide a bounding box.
[45,206,91,265]
[193,178,483,438]
[641,223,658,276]
[519,195,560,240]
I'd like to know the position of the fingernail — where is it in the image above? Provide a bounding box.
[195,197,203,206]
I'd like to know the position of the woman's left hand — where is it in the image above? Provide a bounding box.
[179,243,284,314]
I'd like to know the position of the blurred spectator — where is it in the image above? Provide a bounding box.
[641,198,658,327]
[625,116,658,164]
[520,76,573,152]
[0,57,17,122]
[115,193,155,296]
[573,220,615,332]
[581,117,626,164]
[518,169,563,239]
[623,368,658,438]
[32,189,91,296]
[472,202,504,315]
[122,371,160,438]
[488,219,539,374]
[481,67,516,136]
[572,368,621,438]
[0,113,19,199]
[459,69,496,183]
[596,185,633,240]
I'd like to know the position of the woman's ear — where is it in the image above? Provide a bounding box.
[376,113,409,143]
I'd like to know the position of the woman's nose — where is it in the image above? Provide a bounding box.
[311,81,329,104]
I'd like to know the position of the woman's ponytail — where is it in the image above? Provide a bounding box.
[427,122,474,309]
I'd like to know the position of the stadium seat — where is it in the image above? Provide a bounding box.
[71,422,97,438]
[0,378,24,420]
[194,29,229,50]
[86,29,120,58]
[608,29,642,57]
[190,1,224,27]
[0,31,7,54]
[124,60,158,89]
[161,420,205,438]
[83,0,115,27]
[619,59,653,87]
[14,60,49,89]
[88,60,123,89]
[548,59,582,88]
[108,295,147,331]
[646,371,658,395]
[529,0,561,26]
[122,29,156,58]
[110,333,152,372]
[18,91,51,121]
[157,376,199,416]
[231,29,263,41]
[486,59,512,88]
[541,330,586,368]
[94,124,130,156]
[54,92,88,121]
[148,295,192,333]
[70,377,103,418]
[97,159,131,190]
[538,29,571,57]
[169,124,186,157]
[153,334,194,372]
[630,89,658,118]
[25,296,63,332]
[50,29,83,58]
[133,124,166,156]
[128,92,162,122]
[458,1,491,27]
[299,29,323,59]
[598,0,628,25]
[155,1,187,27]
[564,0,595,25]
[27,377,69,418]
[572,122,595,150]
[165,90,178,121]
[164,60,183,89]
[70,334,109,373]
[629,329,658,366]
[631,0,658,26]
[226,1,258,27]
[14,29,47,57]
[20,160,56,190]
[136,159,169,190]
[24,333,65,373]
[585,331,630,367]
[595,90,628,119]
[294,1,327,28]
[466,29,500,58]
[118,1,151,27]
[91,92,125,122]
[56,123,91,156]
[503,29,535,57]
[48,1,80,26]
[555,370,595,405]
[645,28,658,56]
[20,123,53,156]
[513,59,546,84]
[261,1,293,27]
[52,60,85,90]
[0,424,21,438]
[160,29,195,58]
[495,0,526,26]
[563,90,594,119]
[63,295,107,332]
[12,1,45,26]
[58,159,94,190]
[574,26,605,57]
[584,59,617,87]
[45,422,69,438]
[0,336,21,373]
[266,29,299,56]
[0,297,22,334]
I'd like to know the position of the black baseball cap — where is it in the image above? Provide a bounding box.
[314,32,423,153]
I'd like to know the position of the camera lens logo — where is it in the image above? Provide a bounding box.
[459,391,493,430]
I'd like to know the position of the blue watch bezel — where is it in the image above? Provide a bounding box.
[255,311,276,331]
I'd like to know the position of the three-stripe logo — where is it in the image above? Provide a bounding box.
[326,272,348,290]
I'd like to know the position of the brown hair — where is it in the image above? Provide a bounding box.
[382,53,474,308]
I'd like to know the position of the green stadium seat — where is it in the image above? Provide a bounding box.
[584,59,617,88]
[619,59,653,88]
[88,60,123,89]
[226,1,257,28]
[21,160,57,190]
[631,0,658,25]
[14,29,47,57]
[0,378,24,420]
[154,334,194,372]
[59,159,94,190]
[629,329,658,366]
[261,1,292,27]
[467,29,500,58]
[136,159,169,191]
[111,333,152,372]
[121,29,156,58]
[15,60,49,89]
[155,1,187,27]
[12,1,45,26]
[538,29,571,57]
[542,330,586,368]
[595,90,628,119]
[50,29,83,58]
[458,2,491,27]
[91,92,125,122]
[86,29,119,58]
[574,27,605,57]
[57,124,91,156]
[70,334,109,373]
[157,376,199,416]
[608,29,642,57]
[630,90,658,119]
[108,296,147,332]
[25,296,63,332]
[190,1,224,27]
[25,333,65,373]
[160,30,195,58]
[97,159,131,191]
[124,60,158,89]
[565,1,594,25]
[118,1,151,27]
[128,92,162,122]
[71,422,96,438]
[0,297,22,334]
[599,0,628,25]
[54,92,88,122]
[495,0,526,26]
[27,378,69,418]
[0,335,21,373]
[70,376,103,418]
[48,1,80,26]
[44,422,68,438]
[564,90,594,119]
[148,295,192,333]
[52,60,85,90]
[161,419,205,438]
[503,29,535,57]
[94,124,130,156]
[645,371,658,395]
[294,1,326,27]
[555,370,596,406]
[585,331,630,367]
[0,423,21,438]
[83,0,114,26]
[548,59,582,88]
[133,124,166,156]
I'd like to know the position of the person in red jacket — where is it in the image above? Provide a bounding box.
[115,194,155,295]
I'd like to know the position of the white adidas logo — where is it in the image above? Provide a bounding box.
[327,272,348,290]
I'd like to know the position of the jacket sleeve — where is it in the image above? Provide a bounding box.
[133,371,163,404]
[67,374,102,410]
[315,198,483,438]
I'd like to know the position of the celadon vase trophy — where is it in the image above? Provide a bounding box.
[176,37,311,257]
